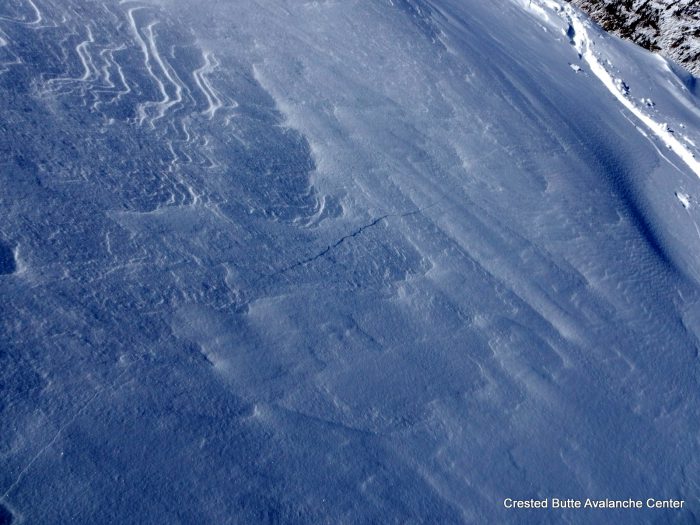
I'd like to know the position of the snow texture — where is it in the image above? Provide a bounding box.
[1,0,700,523]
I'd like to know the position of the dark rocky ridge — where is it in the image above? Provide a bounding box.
[570,0,699,75]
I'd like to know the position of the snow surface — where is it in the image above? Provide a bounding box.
[1,0,700,523]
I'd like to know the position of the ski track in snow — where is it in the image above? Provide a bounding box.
[10,0,240,213]
[0,0,43,26]
[124,7,172,127]
[523,0,700,179]
[193,51,226,119]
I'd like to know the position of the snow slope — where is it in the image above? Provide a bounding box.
[1,0,700,523]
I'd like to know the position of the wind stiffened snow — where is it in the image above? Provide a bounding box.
[1,0,700,523]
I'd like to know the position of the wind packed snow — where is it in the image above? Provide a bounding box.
[1,0,699,523]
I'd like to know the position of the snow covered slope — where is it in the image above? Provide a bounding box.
[570,0,700,76]
[1,0,700,523]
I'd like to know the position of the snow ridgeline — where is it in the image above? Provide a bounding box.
[520,0,700,179]
[570,0,699,76]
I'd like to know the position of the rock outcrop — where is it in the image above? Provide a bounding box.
[570,0,699,75]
